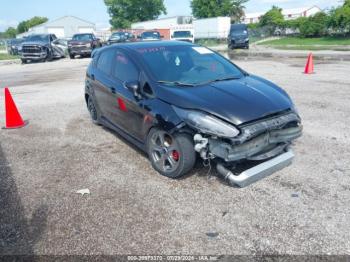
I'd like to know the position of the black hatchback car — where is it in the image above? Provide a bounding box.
[85,41,302,187]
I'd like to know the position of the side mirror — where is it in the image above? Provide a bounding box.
[125,81,140,98]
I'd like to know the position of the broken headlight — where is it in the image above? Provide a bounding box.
[173,106,240,138]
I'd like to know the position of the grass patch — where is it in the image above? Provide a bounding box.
[259,36,350,46]
[270,45,350,51]
[0,53,19,60]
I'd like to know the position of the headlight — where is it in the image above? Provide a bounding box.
[173,107,240,138]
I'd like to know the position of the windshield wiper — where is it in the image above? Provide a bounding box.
[157,80,195,87]
[200,76,242,85]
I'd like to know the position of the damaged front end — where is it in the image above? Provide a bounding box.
[185,110,302,187]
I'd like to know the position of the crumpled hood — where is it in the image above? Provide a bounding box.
[157,75,294,126]
[22,41,48,47]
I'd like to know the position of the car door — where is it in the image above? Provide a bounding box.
[109,49,146,140]
[92,48,117,121]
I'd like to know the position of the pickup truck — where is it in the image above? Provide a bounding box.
[68,33,102,59]
[21,34,65,63]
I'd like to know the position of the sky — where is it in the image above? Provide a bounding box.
[0,0,342,31]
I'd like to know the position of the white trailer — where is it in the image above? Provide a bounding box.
[131,16,193,30]
[193,17,231,39]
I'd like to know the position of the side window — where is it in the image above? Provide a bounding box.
[113,50,139,82]
[96,49,114,76]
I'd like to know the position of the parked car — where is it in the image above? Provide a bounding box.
[107,32,127,45]
[68,33,102,59]
[228,24,249,49]
[84,41,302,187]
[21,34,65,63]
[7,38,24,55]
[138,31,162,41]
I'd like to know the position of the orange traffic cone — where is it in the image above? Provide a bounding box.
[3,87,28,129]
[304,53,314,74]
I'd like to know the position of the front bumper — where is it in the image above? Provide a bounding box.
[217,150,294,187]
[69,46,92,55]
[229,39,249,47]
[21,52,47,60]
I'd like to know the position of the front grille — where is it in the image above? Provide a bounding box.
[233,112,301,143]
[22,45,43,54]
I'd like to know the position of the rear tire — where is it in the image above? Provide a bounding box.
[69,54,75,59]
[147,129,196,179]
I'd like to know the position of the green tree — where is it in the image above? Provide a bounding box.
[17,21,28,34]
[26,16,48,28]
[191,0,248,21]
[16,16,48,33]
[328,0,350,35]
[259,6,284,34]
[4,27,17,38]
[104,0,167,29]
[299,12,328,37]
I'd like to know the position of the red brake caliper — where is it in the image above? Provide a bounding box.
[172,151,180,161]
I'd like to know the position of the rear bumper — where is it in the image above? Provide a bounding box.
[217,150,294,187]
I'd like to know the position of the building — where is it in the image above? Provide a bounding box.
[131,16,193,30]
[243,6,322,24]
[17,16,96,38]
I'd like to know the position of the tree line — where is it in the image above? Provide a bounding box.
[104,0,248,29]
[251,0,350,37]
[1,16,48,39]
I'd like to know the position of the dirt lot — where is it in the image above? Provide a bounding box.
[0,56,349,256]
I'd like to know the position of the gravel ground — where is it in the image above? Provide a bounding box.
[0,56,349,256]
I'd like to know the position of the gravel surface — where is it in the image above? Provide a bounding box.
[0,57,349,256]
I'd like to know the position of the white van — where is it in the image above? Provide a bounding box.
[170,27,194,43]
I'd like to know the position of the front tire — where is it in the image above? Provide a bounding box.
[147,129,196,179]
[87,96,100,125]
[46,50,53,62]
[69,54,75,59]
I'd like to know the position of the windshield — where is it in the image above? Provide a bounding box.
[25,35,49,42]
[137,45,244,86]
[173,31,192,38]
[230,24,248,35]
[73,34,92,41]
[10,39,23,45]
[110,32,125,40]
[141,32,160,39]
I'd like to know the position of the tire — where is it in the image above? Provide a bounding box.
[46,50,53,62]
[87,96,100,125]
[21,59,27,64]
[69,54,75,59]
[147,128,196,179]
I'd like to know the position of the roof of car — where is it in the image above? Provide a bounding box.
[122,40,194,50]
[92,41,195,58]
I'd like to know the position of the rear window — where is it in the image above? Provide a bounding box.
[141,32,160,39]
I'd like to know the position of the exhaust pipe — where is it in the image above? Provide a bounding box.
[217,150,295,188]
